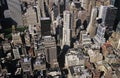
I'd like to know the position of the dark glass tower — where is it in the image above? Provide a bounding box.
[105,6,117,30]
[41,18,51,36]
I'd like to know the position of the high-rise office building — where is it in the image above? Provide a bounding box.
[87,7,98,38]
[42,36,58,68]
[88,0,96,17]
[98,5,108,24]
[80,0,90,11]
[62,10,71,48]
[6,0,23,26]
[59,0,65,17]
[105,6,117,30]
[98,5,117,30]
[70,1,75,38]
[38,0,44,17]
[65,0,70,10]
[38,0,51,36]
[41,17,51,36]
[70,1,81,38]
[93,24,106,46]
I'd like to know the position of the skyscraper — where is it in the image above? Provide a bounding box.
[62,10,71,48]
[105,5,117,30]
[41,17,51,36]
[6,0,23,26]
[70,2,75,38]
[87,7,98,38]
[98,5,108,24]
[42,36,58,68]
[88,0,96,17]
[70,1,81,38]
[80,0,90,11]
[98,5,117,30]
[93,24,106,46]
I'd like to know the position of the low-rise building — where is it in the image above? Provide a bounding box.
[12,47,21,59]
[102,41,113,58]
[68,65,92,78]
[65,49,85,67]
[12,32,22,46]
[33,54,46,71]
[109,31,120,50]
[88,49,103,63]
[21,57,33,76]
[2,41,11,53]
[80,31,92,46]
[24,31,31,47]
[47,68,61,78]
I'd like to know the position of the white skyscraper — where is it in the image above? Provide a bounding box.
[98,5,108,24]
[62,11,71,48]
[87,7,98,37]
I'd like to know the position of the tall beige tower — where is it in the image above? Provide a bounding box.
[87,7,98,38]
[70,2,76,38]
[62,11,71,48]
[80,0,90,11]
[70,1,81,38]
[42,36,58,68]
[87,0,96,16]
